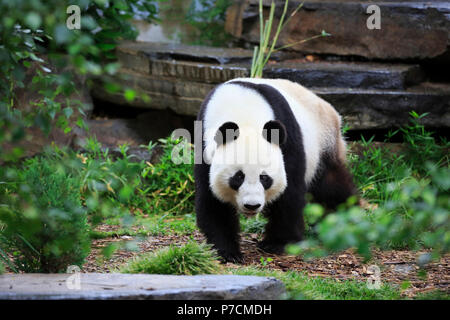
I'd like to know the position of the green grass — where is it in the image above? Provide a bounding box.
[230,266,402,300]
[349,112,449,209]
[119,242,220,275]
[415,290,450,300]
[91,213,197,239]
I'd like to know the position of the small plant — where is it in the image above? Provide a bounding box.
[0,156,90,273]
[288,165,450,260]
[120,242,221,275]
[401,111,449,173]
[260,257,273,267]
[140,138,195,215]
[250,0,330,78]
[241,214,267,234]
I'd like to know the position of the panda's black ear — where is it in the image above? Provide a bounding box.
[263,120,286,145]
[214,122,240,146]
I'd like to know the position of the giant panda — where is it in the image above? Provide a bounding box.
[194,78,356,263]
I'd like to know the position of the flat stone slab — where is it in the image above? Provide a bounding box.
[0,274,285,300]
[264,61,424,90]
[118,41,256,65]
[117,43,424,89]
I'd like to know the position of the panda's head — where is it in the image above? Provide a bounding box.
[208,120,288,216]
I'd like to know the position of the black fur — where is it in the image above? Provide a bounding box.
[195,81,307,261]
[195,84,243,263]
[230,81,306,255]
[229,170,245,191]
[263,120,287,145]
[308,153,357,210]
[260,174,273,190]
[214,122,239,146]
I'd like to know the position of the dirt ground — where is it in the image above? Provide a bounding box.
[83,227,449,298]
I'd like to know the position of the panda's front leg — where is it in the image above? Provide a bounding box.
[259,189,306,254]
[195,165,243,263]
[196,198,243,263]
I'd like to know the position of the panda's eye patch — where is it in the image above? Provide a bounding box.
[229,170,245,190]
[260,174,273,190]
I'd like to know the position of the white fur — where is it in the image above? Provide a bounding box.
[203,84,275,163]
[226,78,343,185]
[203,78,344,213]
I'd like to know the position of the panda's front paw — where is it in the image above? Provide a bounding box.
[257,241,286,255]
[218,250,244,264]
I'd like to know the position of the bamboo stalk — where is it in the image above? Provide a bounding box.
[250,0,330,79]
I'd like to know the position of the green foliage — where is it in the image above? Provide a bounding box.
[289,113,450,259]
[241,214,267,234]
[140,138,194,215]
[185,0,232,46]
[250,0,329,78]
[232,267,402,300]
[139,214,197,236]
[351,112,449,208]
[415,290,450,300]
[0,0,159,162]
[0,1,160,272]
[0,156,90,273]
[120,242,220,275]
[400,111,449,173]
[0,262,4,274]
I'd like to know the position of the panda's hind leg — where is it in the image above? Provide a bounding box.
[308,153,357,210]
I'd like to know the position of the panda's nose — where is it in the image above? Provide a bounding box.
[244,203,261,211]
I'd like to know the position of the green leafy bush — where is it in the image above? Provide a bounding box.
[120,242,220,275]
[289,113,450,260]
[141,138,194,215]
[0,156,90,273]
[73,137,194,217]
[0,0,159,163]
[185,0,232,46]
[350,112,448,208]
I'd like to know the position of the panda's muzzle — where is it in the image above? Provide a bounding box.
[244,203,261,211]
[242,203,261,216]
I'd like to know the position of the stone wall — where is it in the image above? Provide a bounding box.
[92,42,450,130]
[227,0,450,61]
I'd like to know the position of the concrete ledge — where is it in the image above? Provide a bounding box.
[0,273,286,300]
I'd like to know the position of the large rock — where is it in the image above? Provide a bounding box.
[0,273,285,300]
[230,0,450,61]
